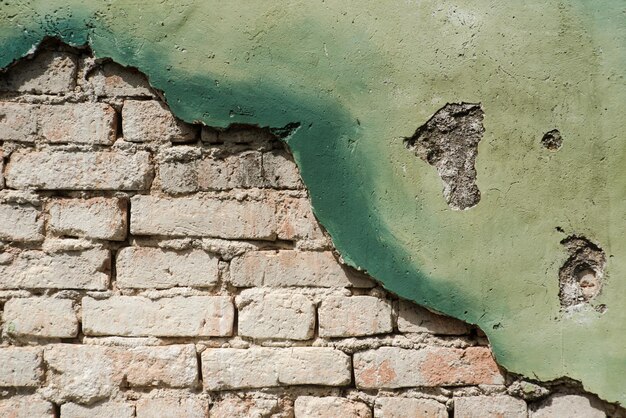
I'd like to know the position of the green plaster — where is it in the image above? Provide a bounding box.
[1,0,624,405]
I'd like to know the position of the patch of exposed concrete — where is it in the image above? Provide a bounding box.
[559,236,606,309]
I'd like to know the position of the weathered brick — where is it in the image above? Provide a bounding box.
[375,398,447,418]
[158,148,200,194]
[5,150,153,190]
[122,100,195,142]
[354,347,504,389]
[276,197,325,240]
[0,51,77,94]
[530,394,604,418]
[131,195,276,240]
[37,103,117,144]
[230,250,371,288]
[202,348,351,390]
[116,247,218,289]
[89,62,154,97]
[47,197,127,241]
[0,248,109,290]
[120,344,199,388]
[318,296,393,337]
[0,397,54,418]
[294,396,372,418]
[61,402,134,418]
[136,398,207,418]
[236,289,315,340]
[0,203,43,242]
[3,297,78,338]
[82,296,234,337]
[196,152,264,190]
[263,151,303,189]
[0,347,42,387]
[0,149,4,189]
[210,397,279,418]
[0,102,37,141]
[455,396,527,418]
[398,300,471,335]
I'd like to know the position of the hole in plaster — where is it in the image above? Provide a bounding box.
[558,236,606,309]
[541,129,563,151]
[404,102,484,210]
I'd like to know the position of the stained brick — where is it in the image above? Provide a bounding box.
[37,103,117,144]
[375,398,447,418]
[61,402,134,418]
[136,398,207,418]
[294,396,372,418]
[0,51,77,94]
[397,300,470,335]
[455,396,527,418]
[0,397,54,418]
[0,102,37,141]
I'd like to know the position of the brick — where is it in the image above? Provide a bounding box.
[0,102,37,141]
[0,203,43,242]
[276,197,325,240]
[47,197,127,241]
[196,152,264,190]
[398,301,470,335]
[44,344,198,403]
[0,248,110,290]
[61,402,134,418]
[158,148,200,194]
[375,398,447,418]
[89,62,153,97]
[236,289,315,340]
[0,397,54,418]
[530,394,604,418]
[122,100,195,142]
[455,396,527,418]
[210,397,279,418]
[263,151,303,189]
[0,51,77,94]
[202,348,351,390]
[5,150,153,190]
[354,347,504,389]
[3,297,78,338]
[0,149,4,189]
[230,250,371,287]
[131,195,276,240]
[0,347,42,387]
[116,247,218,289]
[319,296,393,337]
[136,398,207,418]
[295,397,372,418]
[37,103,116,144]
[82,296,234,337]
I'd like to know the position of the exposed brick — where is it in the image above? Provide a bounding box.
[210,397,279,418]
[116,247,218,289]
[0,203,43,242]
[130,195,276,240]
[5,150,153,190]
[158,147,200,194]
[202,348,351,390]
[236,289,315,340]
[0,397,54,418]
[61,402,134,418]
[88,62,154,97]
[318,296,393,337]
[0,248,110,290]
[374,398,447,418]
[197,151,264,190]
[82,296,234,337]
[0,51,77,94]
[276,197,325,241]
[455,396,527,418]
[397,301,470,335]
[354,347,504,389]
[122,100,195,142]
[3,297,78,338]
[37,103,117,144]
[263,151,303,189]
[530,394,604,418]
[0,347,42,387]
[294,396,372,418]
[0,149,4,189]
[47,197,127,241]
[230,250,371,288]
[0,102,37,141]
[136,398,207,418]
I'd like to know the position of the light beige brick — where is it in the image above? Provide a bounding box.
[120,344,199,388]
[354,347,504,389]
[0,248,110,290]
[37,103,116,144]
[0,397,54,418]
[230,250,371,288]
[455,396,527,418]
[530,394,604,418]
[319,296,393,337]
[202,347,351,390]
[0,102,37,141]
[131,195,276,240]
[398,300,470,335]
[295,396,372,418]
[5,150,153,190]
[0,347,42,387]
[89,62,154,97]
[122,100,195,142]
[0,149,4,189]
[276,197,325,240]
[47,197,127,241]
[196,152,264,190]
[82,296,233,337]
[375,397,447,418]
[136,398,207,418]
[3,297,78,338]
[263,151,303,189]
[0,203,43,242]
[116,247,218,289]
[0,51,77,94]
[236,289,315,340]
[158,148,200,194]
[61,402,134,418]
[210,397,279,418]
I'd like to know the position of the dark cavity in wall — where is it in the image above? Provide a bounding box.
[541,129,563,151]
[404,102,484,210]
[559,236,606,309]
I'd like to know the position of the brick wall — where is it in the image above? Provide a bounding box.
[0,42,621,418]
